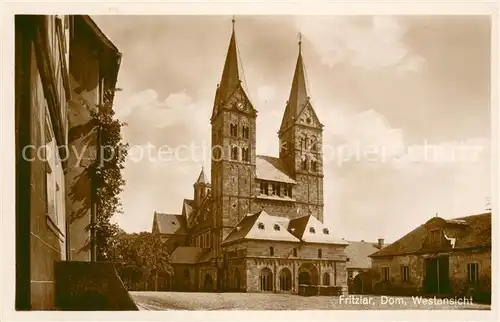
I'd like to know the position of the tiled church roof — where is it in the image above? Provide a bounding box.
[255,155,296,184]
[153,212,187,235]
[170,246,205,264]
[370,212,491,258]
[222,210,347,245]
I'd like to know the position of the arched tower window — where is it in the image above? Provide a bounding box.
[242,147,250,162]
[231,146,239,161]
[242,125,250,139]
[311,160,318,172]
[230,123,238,137]
[301,155,309,170]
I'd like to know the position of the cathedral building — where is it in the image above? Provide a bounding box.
[152,20,349,295]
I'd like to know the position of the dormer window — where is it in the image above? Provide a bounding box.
[172,221,176,225]
[257,222,265,230]
[430,229,441,244]
[274,224,280,231]
[309,227,316,234]
[323,228,329,234]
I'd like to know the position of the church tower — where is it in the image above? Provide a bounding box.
[194,167,210,208]
[211,18,257,256]
[278,36,324,222]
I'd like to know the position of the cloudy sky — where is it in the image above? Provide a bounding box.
[92,15,491,242]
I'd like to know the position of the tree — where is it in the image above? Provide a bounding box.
[90,87,129,261]
[113,232,172,291]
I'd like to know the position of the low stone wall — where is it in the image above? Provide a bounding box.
[55,261,138,310]
[298,285,343,296]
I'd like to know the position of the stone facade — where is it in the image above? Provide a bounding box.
[370,213,491,302]
[223,240,347,294]
[15,15,121,310]
[154,23,348,295]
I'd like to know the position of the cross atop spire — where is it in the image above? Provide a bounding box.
[298,32,302,53]
[287,35,309,115]
[216,16,241,104]
[232,15,236,30]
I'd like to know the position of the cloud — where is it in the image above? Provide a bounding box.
[297,16,424,71]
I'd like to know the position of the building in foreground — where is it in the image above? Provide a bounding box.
[15,15,125,310]
[369,212,491,302]
[151,21,349,294]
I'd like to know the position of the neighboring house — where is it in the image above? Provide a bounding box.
[151,21,349,295]
[344,239,384,294]
[369,212,491,302]
[15,15,121,310]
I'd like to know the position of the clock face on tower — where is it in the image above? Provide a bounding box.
[235,101,246,111]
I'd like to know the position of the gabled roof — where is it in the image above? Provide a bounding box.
[289,215,349,245]
[153,212,187,235]
[170,246,205,264]
[182,199,194,220]
[370,212,492,258]
[344,241,380,269]
[222,210,300,245]
[256,155,296,184]
[222,211,348,246]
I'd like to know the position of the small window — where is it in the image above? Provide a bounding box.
[271,183,280,196]
[309,227,316,234]
[260,182,269,195]
[242,147,250,162]
[311,160,318,172]
[318,249,322,258]
[269,246,274,256]
[274,224,280,231]
[231,146,239,161]
[230,123,238,137]
[292,248,297,257]
[467,263,479,283]
[301,156,308,170]
[382,267,390,282]
[257,222,265,230]
[430,229,441,244]
[242,126,250,139]
[401,265,410,282]
[323,228,329,234]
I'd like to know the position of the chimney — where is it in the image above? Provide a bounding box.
[377,238,384,249]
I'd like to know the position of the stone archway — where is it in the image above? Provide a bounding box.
[259,267,273,292]
[233,268,241,291]
[204,274,214,292]
[279,268,292,291]
[298,263,319,286]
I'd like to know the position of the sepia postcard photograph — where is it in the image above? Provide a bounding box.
[1,1,499,321]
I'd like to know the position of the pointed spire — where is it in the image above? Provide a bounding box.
[217,16,241,104]
[196,167,208,185]
[279,34,312,133]
[288,34,309,116]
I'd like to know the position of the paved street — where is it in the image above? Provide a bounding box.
[130,292,491,310]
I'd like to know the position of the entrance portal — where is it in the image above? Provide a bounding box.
[424,256,450,294]
[204,274,214,292]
